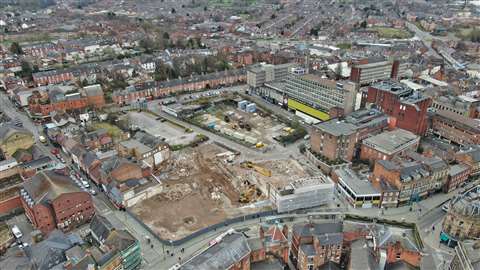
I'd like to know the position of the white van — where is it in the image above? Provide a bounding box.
[11,225,22,239]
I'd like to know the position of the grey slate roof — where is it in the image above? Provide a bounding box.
[90,215,115,244]
[181,232,251,270]
[292,222,343,237]
[30,230,82,270]
[22,170,83,204]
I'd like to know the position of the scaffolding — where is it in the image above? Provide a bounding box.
[269,176,334,213]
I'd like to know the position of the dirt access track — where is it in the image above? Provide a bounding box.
[129,143,259,240]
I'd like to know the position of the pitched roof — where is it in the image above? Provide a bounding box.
[293,222,343,237]
[104,229,137,252]
[181,232,251,270]
[22,170,84,204]
[90,215,115,244]
[0,124,32,142]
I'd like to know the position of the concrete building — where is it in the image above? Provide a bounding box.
[364,81,431,135]
[430,110,480,146]
[20,170,94,235]
[247,63,293,88]
[117,131,170,169]
[441,187,480,247]
[449,240,480,270]
[350,59,407,85]
[269,176,334,213]
[360,129,420,163]
[310,109,389,162]
[333,168,381,208]
[284,74,357,121]
[431,94,480,118]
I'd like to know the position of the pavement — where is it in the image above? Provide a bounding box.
[1,87,472,270]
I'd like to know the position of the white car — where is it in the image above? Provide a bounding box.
[11,225,22,239]
[90,189,97,196]
[442,203,450,212]
[82,180,90,188]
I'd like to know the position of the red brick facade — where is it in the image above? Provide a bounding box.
[366,85,431,135]
[29,97,89,116]
[22,191,93,235]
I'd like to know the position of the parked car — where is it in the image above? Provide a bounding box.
[90,189,97,196]
[442,203,450,212]
[82,180,90,188]
[11,225,22,239]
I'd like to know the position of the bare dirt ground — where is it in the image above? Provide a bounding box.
[130,143,254,240]
[129,142,319,240]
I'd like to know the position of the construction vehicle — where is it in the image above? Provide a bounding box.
[239,181,261,203]
[255,142,265,148]
[240,161,272,177]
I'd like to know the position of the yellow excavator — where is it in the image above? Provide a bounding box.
[239,181,262,203]
[240,161,272,177]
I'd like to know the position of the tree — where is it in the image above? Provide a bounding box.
[19,60,33,80]
[204,6,207,11]
[360,21,367,28]
[335,63,343,79]
[171,8,176,14]
[9,42,23,54]
[163,32,170,40]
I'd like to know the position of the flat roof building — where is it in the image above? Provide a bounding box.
[269,176,334,213]
[284,74,357,121]
[360,129,420,163]
[364,80,431,135]
[333,168,381,208]
[310,109,389,161]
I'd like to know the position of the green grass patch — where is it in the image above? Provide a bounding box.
[91,122,123,139]
[454,27,480,42]
[371,27,413,39]
[336,43,352,50]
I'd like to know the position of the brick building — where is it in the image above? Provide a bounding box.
[20,170,94,235]
[445,164,471,193]
[455,146,480,178]
[360,129,420,164]
[112,69,246,105]
[371,157,435,206]
[364,81,431,135]
[310,109,388,162]
[430,110,480,146]
[0,159,22,214]
[291,222,344,270]
[28,87,104,117]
